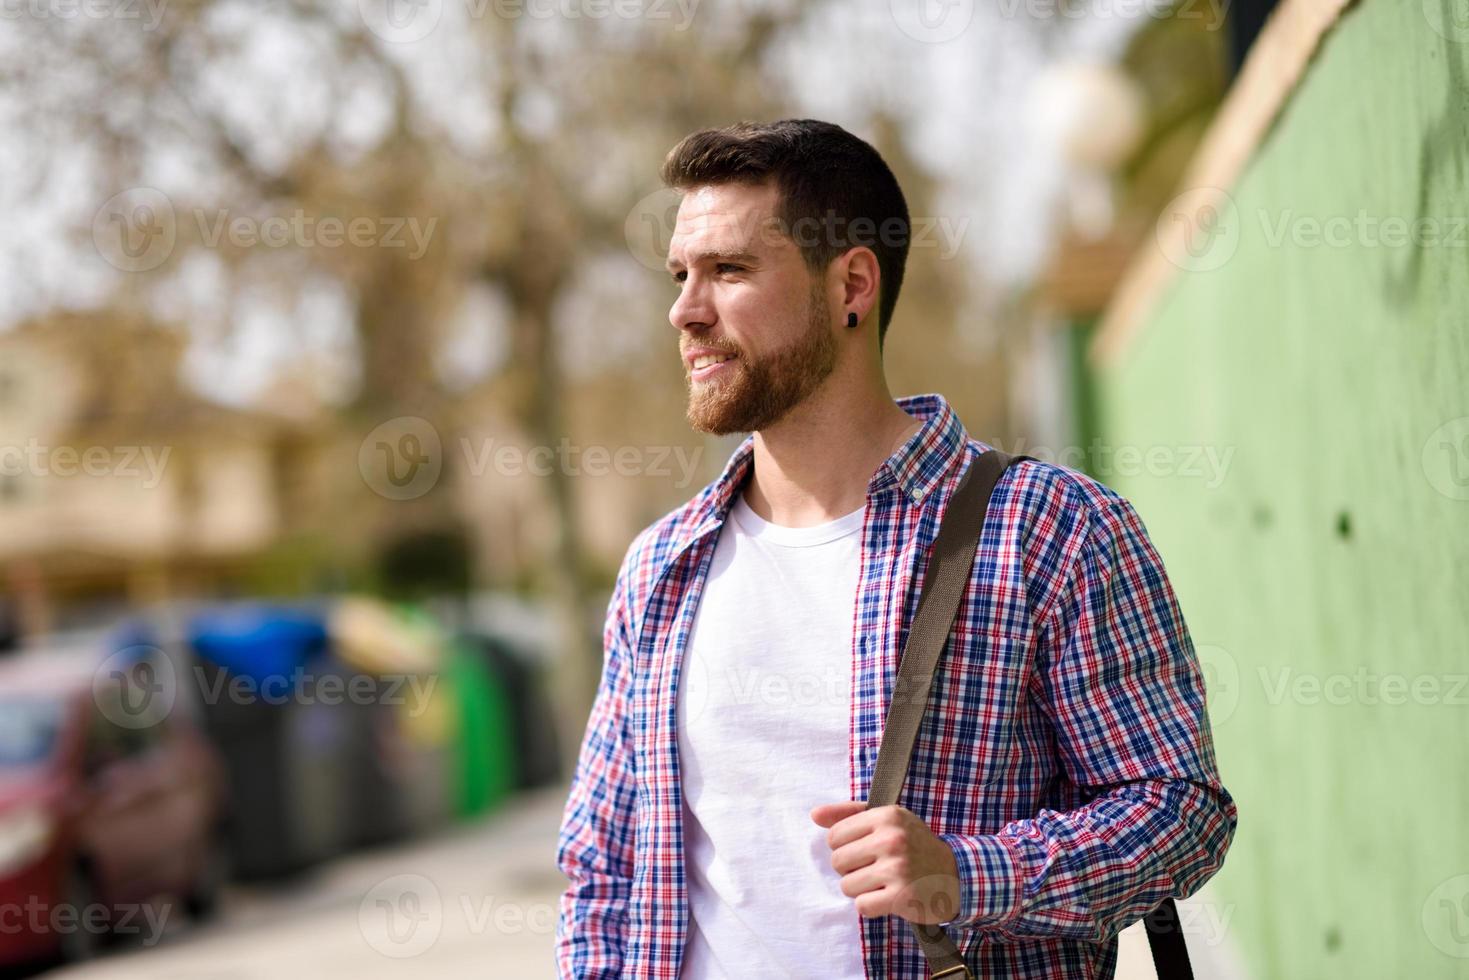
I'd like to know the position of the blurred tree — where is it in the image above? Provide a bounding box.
[5,0,814,755]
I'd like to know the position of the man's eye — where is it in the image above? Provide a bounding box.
[668,265,741,287]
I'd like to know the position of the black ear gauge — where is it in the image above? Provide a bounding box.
[847,312,858,329]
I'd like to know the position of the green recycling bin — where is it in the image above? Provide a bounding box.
[445,638,516,818]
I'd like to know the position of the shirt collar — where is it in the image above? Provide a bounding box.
[690,393,970,537]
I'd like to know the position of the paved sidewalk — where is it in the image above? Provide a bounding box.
[41,783,1240,979]
[51,787,569,980]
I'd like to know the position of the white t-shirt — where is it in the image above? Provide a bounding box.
[676,490,868,980]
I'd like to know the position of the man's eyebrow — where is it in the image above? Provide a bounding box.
[665,248,759,273]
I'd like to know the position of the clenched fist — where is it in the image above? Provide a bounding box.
[810,801,963,925]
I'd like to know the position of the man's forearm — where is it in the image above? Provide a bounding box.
[554,687,637,977]
[939,776,1237,942]
[555,734,636,978]
[555,870,631,979]
[555,563,639,978]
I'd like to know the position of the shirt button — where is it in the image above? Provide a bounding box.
[909,487,924,503]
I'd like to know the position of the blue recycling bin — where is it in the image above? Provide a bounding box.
[187,604,354,879]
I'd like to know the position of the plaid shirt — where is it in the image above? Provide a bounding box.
[556,393,1236,979]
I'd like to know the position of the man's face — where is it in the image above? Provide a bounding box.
[666,181,838,436]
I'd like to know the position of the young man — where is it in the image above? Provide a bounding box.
[556,119,1236,979]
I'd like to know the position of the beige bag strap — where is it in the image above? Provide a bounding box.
[865,449,1024,979]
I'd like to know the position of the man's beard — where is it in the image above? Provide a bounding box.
[684,286,838,436]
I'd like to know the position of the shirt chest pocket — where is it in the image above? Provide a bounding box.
[910,629,1032,790]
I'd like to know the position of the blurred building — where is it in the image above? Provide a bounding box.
[0,312,323,634]
[1016,15,1231,467]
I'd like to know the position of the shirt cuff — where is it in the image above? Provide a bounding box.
[937,833,1024,929]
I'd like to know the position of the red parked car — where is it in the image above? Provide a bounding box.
[0,644,228,968]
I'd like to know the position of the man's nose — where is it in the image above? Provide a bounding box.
[669,277,715,333]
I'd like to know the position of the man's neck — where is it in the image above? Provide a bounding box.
[741,385,922,528]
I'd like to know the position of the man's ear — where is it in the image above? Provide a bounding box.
[838,246,881,327]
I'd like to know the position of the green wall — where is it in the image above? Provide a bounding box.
[1096,1,1469,977]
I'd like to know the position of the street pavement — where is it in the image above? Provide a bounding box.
[45,787,569,980]
[36,785,1240,980]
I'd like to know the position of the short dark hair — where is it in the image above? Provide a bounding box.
[660,119,911,349]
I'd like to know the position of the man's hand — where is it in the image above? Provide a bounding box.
[810,801,963,925]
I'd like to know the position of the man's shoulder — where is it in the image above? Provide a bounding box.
[970,441,1167,621]
[976,440,1130,528]
[970,440,1154,585]
[609,475,726,613]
